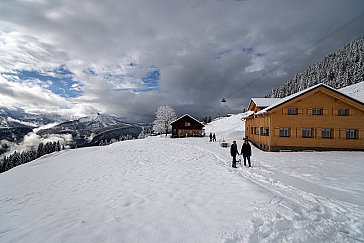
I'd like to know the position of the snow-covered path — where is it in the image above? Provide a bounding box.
[181,136,364,242]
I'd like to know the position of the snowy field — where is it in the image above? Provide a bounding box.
[1,114,364,242]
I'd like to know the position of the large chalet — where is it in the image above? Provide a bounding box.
[244,83,364,151]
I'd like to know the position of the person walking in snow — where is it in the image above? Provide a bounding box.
[230,141,239,168]
[213,133,216,142]
[209,133,213,142]
[241,138,252,167]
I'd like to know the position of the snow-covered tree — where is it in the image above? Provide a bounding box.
[153,105,177,136]
[138,129,146,139]
[266,35,364,98]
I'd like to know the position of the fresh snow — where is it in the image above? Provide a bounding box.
[250,98,282,108]
[1,114,364,242]
[339,81,364,103]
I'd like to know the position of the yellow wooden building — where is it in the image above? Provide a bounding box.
[244,83,364,151]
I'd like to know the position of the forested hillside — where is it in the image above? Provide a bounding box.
[266,35,364,98]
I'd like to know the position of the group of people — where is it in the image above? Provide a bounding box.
[209,133,216,142]
[230,138,252,168]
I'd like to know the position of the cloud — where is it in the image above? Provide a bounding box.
[0,0,363,122]
[0,75,69,108]
[2,127,73,157]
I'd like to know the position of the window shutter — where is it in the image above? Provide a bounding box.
[333,108,338,116]
[307,108,312,115]
[358,129,364,140]
[334,129,339,139]
[282,108,288,115]
[298,108,303,115]
[323,108,329,116]
[274,127,280,137]
[316,128,322,138]
[349,109,355,116]
[339,129,344,139]
[298,128,302,138]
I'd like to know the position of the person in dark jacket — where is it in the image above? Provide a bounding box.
[209,133,213,142]
[230,141,239,168]
[213,133,216,142]
[241,139,252,167]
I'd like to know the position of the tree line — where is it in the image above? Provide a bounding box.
[266,35,364,98]
[0,141,63,173]
[201,116,212,124]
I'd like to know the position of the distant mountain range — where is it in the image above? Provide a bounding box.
[0,106,64,128]
[0,107,65,155]
[37,113,146,147]
[266,35,364,98]
[0,109,148,156]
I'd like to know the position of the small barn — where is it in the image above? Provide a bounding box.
[171,114,205,138]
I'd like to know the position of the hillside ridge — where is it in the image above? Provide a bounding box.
[266,35,364,98]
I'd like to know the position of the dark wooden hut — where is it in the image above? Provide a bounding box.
[170,114,205,138]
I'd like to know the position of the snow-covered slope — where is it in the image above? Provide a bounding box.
[205,113,245,142]
[1,115,363,242]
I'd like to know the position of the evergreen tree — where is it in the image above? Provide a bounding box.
[56,141,61,151]
[37,142,45,158]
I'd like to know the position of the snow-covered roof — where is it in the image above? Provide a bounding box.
[256,83,364,116]
[339,81,364,103]
[241,110,254,119]
[170,114,205,126]
[250,98,281,107]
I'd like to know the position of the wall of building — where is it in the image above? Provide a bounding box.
[245,114,271,151]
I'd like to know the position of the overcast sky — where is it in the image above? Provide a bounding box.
[0,0,363,122]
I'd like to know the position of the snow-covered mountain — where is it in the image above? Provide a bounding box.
[1,114,363,242]
[0,109,148,157]
[266,35,364,98]
[37,113,146,147]
[0,106,64,128]
[0,107,66,155]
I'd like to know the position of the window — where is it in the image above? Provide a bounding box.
[338,109,349,116]
[279,128,290,137]
[346,129,357,139]
[251,127,253,135]
[254,127,259,135]
[321,128,332,138]
[185,122,190,127]
[288,108,298,115]
[262,127,269,136]
[302,128,313,138]
[312,108,323,115]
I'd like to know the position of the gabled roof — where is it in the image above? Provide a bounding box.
[256,83,364,115]
[170,114,205,126]
[250,98,281,108]
[241,110,255,119]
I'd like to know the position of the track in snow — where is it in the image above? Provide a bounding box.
[174,138,364,242]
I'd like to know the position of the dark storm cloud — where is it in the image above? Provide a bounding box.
[0,0,363,122]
